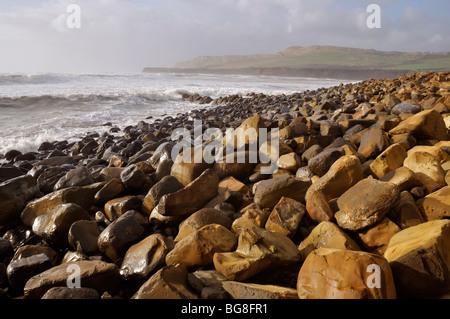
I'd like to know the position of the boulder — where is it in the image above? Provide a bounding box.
[231,206,269,234]
[403,151,446,193]
[389,109,448,141]
[416,186,450,221]
[54,166,95,191]
[93,178,125,205]
[358,127,390,159]
[97,210,149,262]
[265,197,306,238]
[24,260,121,299]
[68,220,102,254]
[104,196,142,222]
[133,264,198,299]
[0,175,38,228]
[32,203,91,246]
[379,166,421,191]
[357,218,401,255]
[120,164,147,189]
[166,224,237,268]
[384,219,450,297]
[390,191,425,229]
[277,153,301,172]
[298,221,361,261]
[120,234,174,281]
[308,148,345,177]
[156,169,219,217]
[253,174,311,209]
[369,144,407,179]
[142,175,184,215]
[213,151,255,180]
[170,148,213,187]
[335,179,401,231]
[391,103,422,115]
[297,248,396,299]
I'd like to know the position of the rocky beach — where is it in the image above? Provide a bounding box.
[0,71,449,300]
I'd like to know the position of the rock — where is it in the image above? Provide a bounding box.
[41,287,100,299]
[305,155,363,223]
[226,113,265,150]
[389,109,448,141]
[358,127,390,159]
[32,203,91,246]
[369,143,407,179]
[36,156,77,167]
[156,169,219,217]
[218,176,250,196]
[0,175,38,228]
[0,166,25,183]
[53,166,95,191]
[94,178,125,205]
[166,224,237,268]
[120,164,147,189]
[170,148,213,187]
[231,206,269,234]
[335,179,401,231]
[308,147,345,177]
[297,248,396,299]
[357,218,401,255]
[320,120,341,138]
[134,264,198,299]
[120,234,174,281]
[142,175,184,215]
[104,196,142,222]
[68,220,102,254]
[253,174,311,209]
[277,153,301,172]
[391,133,417,151]
[0,238,13,263]
[188,270,229,294]
[391,103,422,115]
[213,227,300,281]
[403,151,446,193]
[222,281,298,299]
[175,208,233,242]
[98,210,149,262]
[416,186,450,221]
[37,166,71,194]
[21,183,103,227]
[24,260,121,299]
[301,144,323,163]
[265,197,306,238]
[98,167,124,182]
[379,166,420,191]
[384,219,450,297]
[298,221,361,260]
[390,191,425,229]
[213,151,255,180]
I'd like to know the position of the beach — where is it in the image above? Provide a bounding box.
[0,70,449,300]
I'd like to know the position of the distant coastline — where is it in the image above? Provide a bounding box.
[142,66,414,81]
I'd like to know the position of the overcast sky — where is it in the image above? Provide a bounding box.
[0,0,449,73]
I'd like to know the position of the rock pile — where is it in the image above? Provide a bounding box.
[0,71,449,299]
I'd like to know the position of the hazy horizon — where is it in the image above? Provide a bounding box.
[0,0,449,73]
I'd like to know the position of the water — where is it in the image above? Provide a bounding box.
[0,72,350,155]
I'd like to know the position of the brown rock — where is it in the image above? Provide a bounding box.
[265,197,306,238]
[335,179,401,231]
[357,218,401,255]
[297,248,396,299]
[142,175,184,215]
[358,127,390,159]
[253,174,311,209]
[222,281,298,299]
[277,153,301,172]
[120,234,174,281]
[416,186,450,221]
[104,196,142,222]
[170,147,213,187]
[68,220,102,254]
[379,166,421,191]
[369,143,407,179]
[390,191,425,229]
[403,151,446,192]
[94,178,125,205]
[156,169,219,217]
[389,109,448,141]
[384,219,450,297]
[24,260,120,299]
[298,221,361,261]
[134,264,198,299]
[41,287,100,299]
[231,206,269,234]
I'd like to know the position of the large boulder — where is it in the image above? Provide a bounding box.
[297,248,396,299]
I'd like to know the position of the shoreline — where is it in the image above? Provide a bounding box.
[0,70,449,300]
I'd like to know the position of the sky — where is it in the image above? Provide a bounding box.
[0,0,449,73]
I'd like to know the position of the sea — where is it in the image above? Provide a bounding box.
[0,72,350,156]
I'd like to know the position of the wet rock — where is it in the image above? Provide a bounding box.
[41,287,100,299]
[54,166,95,191]
[120,234,174,281]
[37,166,71,194]
[335,179,401,231]
[134,264,198,299]
[120,164,148,190]
[104,196,142,222]
[94,178,126,205]
[142,175,184,215]
[156,169,219,217]
[0,166,25,183]
[98,210,149,262]
[253,174,311,209]
[32,203,91,246]
[384,219,450,297]
[297,248,396,299]
[68,220,102,254]
[24,260,121,299]
[0,175,38,228]
[166,224,237,268]
[170,148,213,187]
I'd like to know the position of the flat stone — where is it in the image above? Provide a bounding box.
[170,148,213,187]
[335,179,401,231]
[24,260,120,299]
[297,248,396,299]
[379,166,421,191]
[384,219,450,297]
